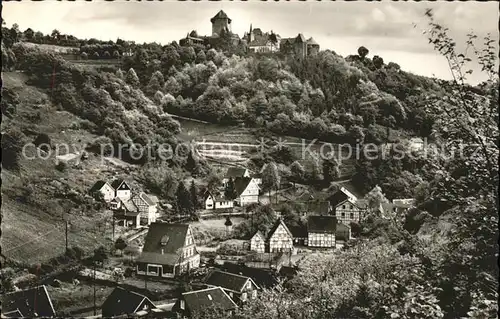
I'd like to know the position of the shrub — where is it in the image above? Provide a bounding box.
[55,161,68,172]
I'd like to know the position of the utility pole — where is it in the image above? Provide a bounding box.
[93,260,96,316]
[112,216,115,242]
[65,220,68,253]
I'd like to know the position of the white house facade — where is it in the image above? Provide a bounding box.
[249,231,265,253]
[267,220,294,253]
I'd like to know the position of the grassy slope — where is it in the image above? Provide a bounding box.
[0,72,142,265]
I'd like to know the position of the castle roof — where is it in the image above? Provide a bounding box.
[307,37,319,46]
[211,10,232,23]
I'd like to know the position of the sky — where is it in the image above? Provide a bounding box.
[3,1,498,84]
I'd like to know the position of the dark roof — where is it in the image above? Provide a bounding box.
[111,179,130,190]
[328,190,349,207]
[1,286,55,318]
[266,219,293,241]
[137,223,190,266]
[307,37,319,46]
[225,167,247,179]
[101,287,155,317]
[296,33,307,43]
[308,215,337,233]
[306,201,330,214]
[211,10,232,23]
[221,264,278,288]
[234,177,253,196]
[89,180,108,193]
[204,270,255,293]
[182,287,237,314]
[288,225,308,238]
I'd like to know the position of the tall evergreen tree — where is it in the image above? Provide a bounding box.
[176,181,194,216]
[186,150,197,174]
[224,177,237,200]
[189,180,198,209]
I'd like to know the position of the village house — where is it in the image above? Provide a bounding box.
[280,33,319,58]
[89,180,115,202]
[172,287,237,318]
[307,215,337,248]
[131,192,159,225]
[111,192,159,228]
[267,219,294,253]
[329,187,367,224]
[205,191,234,210]
[244,25,281,53]
[136,223,200,278]
[101,287,157,318]
[234,177,260,206]
[112,197,141,228]
[249,230,266,253]
[203,270,260,303]
[222,167,250,187]
[1,285,56,318]
[289,224,308,246]
[111,179,132,201]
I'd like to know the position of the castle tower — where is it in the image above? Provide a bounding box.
[249,24,254,42]
[210,10,232,36]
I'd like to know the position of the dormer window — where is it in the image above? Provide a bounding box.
[161,235,169,246]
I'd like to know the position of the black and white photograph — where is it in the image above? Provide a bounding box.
[1,1,498,318]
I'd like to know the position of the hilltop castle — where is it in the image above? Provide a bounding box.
[180,10,320,58]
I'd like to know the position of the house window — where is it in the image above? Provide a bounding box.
[252,290,257,299]
[350,213,354,219]
[180,300,185,310]
[342,205,346,209]
[341,212,345,217]
[241,292,247,301]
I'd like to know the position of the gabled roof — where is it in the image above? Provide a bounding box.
[307,37,319,46]
[234,177,254,196]
[204,270,258,293]
[122,199,139,214]
[134,192,156,206]
[149,195,160,204]
[182,287,237,314]
[295,33,307,43]
[308,215,337,233]
[205,191,230,202]
[111,179,130,190]
[89,180,110,193]
[266,219,293,241]
[328,191,349,207]
[225,167,248,179]
[137,223,190,266]
[251,230,265,241]
[1,285,55,318]
[211,10,232,23]
[101,287,155,317]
